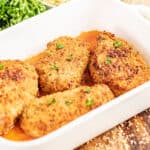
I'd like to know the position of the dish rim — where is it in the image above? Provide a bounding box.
[0,0,150,147]
[0,81,150,147]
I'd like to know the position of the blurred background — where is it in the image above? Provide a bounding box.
[124,0,150,6]
[0,0,149,31]
[0,0,69,31]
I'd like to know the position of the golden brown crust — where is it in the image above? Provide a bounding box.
[0,60,38,96]
[20,84,114,137]
[0,60,38,135]
[0,80,34,135]
[89,31,150,96]
[34,36,90,93]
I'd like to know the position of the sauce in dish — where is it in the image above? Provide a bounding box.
[1,30,149,141]
[2,31,100,141]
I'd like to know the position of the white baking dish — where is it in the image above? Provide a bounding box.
[0,0,150,149]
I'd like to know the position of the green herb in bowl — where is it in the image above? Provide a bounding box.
[0,0,48,31]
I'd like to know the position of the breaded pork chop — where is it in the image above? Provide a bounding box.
[0,81,33,135]
[20,84,114,137]
[34,36,89,93]
[0,60,38,135]
[89,31,150,96]
[0,60,38,96]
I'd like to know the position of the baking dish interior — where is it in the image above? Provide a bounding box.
[0,0,150,149]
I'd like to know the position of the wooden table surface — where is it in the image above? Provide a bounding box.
[78,109,150,150]
[78,1,150,150]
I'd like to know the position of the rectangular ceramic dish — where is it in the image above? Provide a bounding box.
[0,0,150,149]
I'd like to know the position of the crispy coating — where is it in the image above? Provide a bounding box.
[34,36,89,93]
[0,60,38,96]
[89,31,150,96]
[20,84,114,137]
[0,60,38,135]
[0,80,34,135]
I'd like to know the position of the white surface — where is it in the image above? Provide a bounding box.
[133,5,150,20]
[0,0,150,150]
[119,0,150,21]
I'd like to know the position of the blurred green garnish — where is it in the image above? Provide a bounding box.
[51,64,59,70]
[65,100,72,105]
[47,98,56,105]
[0,0,47,31]
[83,87,91,93]
[105,58,112,65]
[113,41,122,48]
[56,43,64,49]
[66,55,73,61]
[0,64,4,70]
[86,98,94,108]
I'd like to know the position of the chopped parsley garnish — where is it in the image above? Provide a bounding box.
[0,64,4,70]
[65,100,72,105]
[51,64,59,70]
[113,41,122,48]
[86,98,94,108]
[0,0,47,31]
[66,55,73,61]
[56,43,64,49]
[83,87,91,93]
[47,98,56,105]
[105,58,112,65]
